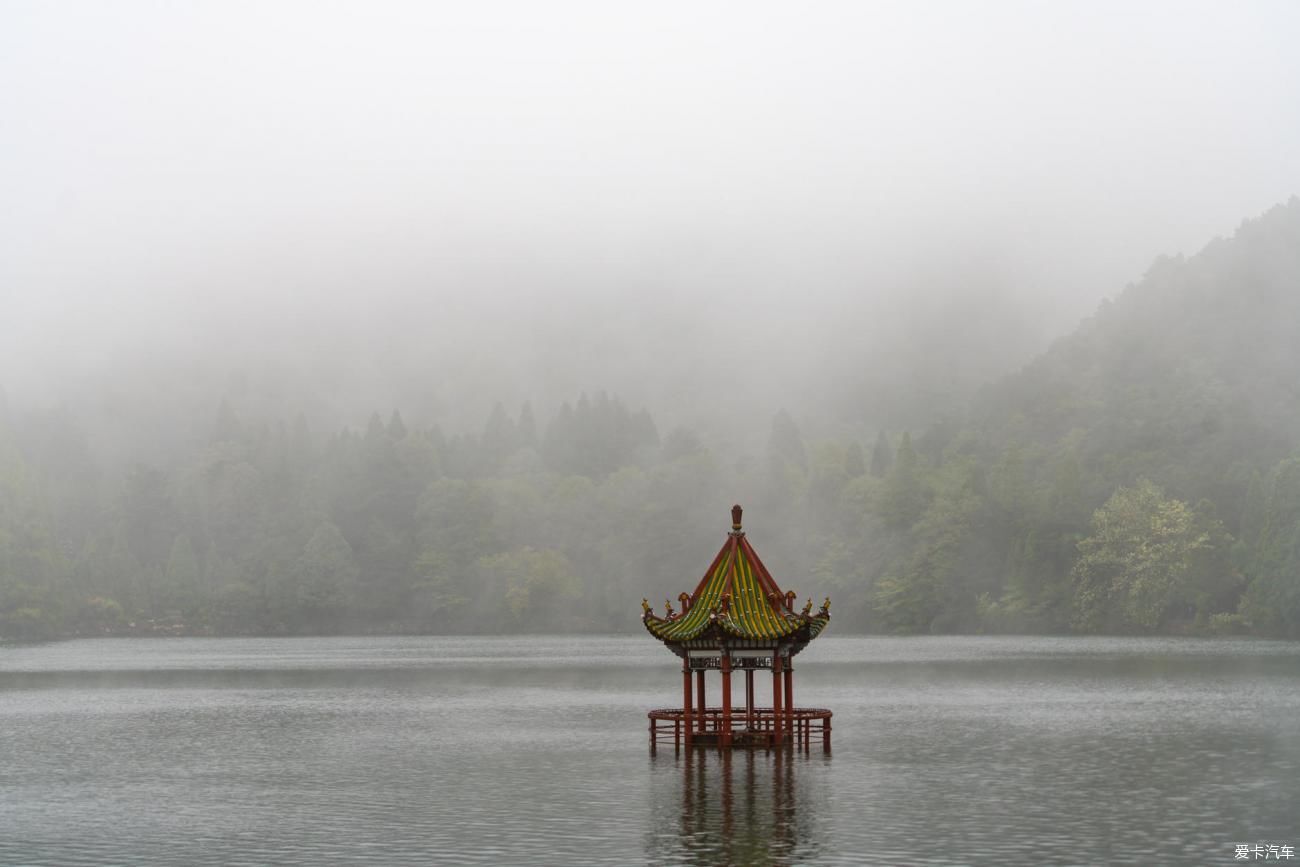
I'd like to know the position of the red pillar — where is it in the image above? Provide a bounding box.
[721,653,733,747]
[745,669,754,730]
[772,653,784,746]
[683,662,693,747]
[784,665,794,737]
[696,669,706,733]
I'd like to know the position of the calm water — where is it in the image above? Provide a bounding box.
[2,635,1297,866]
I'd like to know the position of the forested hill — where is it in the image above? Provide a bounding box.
[2,201,1300,640]
[890,197,1300,637]
[981,197,1300,496]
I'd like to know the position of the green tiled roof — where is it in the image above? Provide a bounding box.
[642,507,830,645]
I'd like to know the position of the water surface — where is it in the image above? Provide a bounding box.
[2,635,1297,865]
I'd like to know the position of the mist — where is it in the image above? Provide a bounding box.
[9,10,1300,866]
[5,0,1299,448]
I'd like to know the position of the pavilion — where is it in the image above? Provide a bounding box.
[642,504,832,751]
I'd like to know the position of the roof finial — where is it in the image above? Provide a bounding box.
[731,503,743,531]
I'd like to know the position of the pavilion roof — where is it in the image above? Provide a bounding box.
[641,505,830,645]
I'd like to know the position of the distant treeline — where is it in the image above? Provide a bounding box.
[2,201,1300,640]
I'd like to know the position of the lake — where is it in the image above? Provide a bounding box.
[2,635,1297,865]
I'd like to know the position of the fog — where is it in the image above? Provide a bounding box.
[4,0,1300,444]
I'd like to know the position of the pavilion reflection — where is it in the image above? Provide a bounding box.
[646,748,829,866]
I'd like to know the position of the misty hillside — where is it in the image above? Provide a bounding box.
[979,198,1300,506]
[765,198,1300,639]
[895,198,1300,637]
[4,201,1300,641]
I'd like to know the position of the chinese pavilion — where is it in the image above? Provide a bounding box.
[643,505,832,751]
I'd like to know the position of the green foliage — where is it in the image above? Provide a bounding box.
[1070,480,1234,632]
[1238,458,1300,637]
[541,392,658,477]
[0,581,62,640]
[768,410,808,475]
[877,432,927,531]
[74,596,126,634]
[869,430,893,478]
[480,547,580,630]
[164,535,202,614]
[2,203,1300,637]
[292,522,359,627]
[872,458,983,632]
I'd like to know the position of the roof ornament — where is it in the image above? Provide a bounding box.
[641,598,653,619]
[820,596,832,616]
[801,598,813,617]
[664,599,675,619]
[678,591,691,613]
[720,592,732,615]
[730,503,744,535]
[784,590,797,611]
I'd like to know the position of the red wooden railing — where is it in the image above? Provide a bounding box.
[647,706,832,752]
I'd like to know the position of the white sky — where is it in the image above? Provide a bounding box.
[3,1,1299,432]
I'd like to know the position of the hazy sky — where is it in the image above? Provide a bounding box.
[3,1,1299,435]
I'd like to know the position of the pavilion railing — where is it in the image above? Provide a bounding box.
[647,706,832,752]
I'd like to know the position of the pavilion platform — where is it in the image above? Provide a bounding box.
[648,706,832,752]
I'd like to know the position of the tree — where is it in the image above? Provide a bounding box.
[872,458,982,633]
[1070,479,1232,632]
[386,410,408,441]
[767,410,808,475]
[517,403,538,449]
[844,441,867,479]
[292,522,359,629]
[73,596,126,634]
[541,393,658,477]
[478,547,581,630]
[1239,458,1300,637]
[869,430,893,477]
[877,432,926,531]
[480,403,517,470]
[0,580,62,639]
[409,479,500,629]
[164,534,202,614]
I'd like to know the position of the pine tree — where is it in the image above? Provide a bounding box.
[869,430,893,477]
[878,432,925,531]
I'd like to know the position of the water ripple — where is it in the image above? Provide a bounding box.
[1,635,1297,865]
